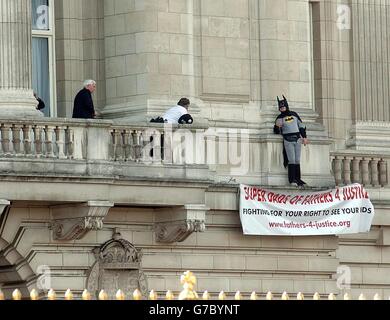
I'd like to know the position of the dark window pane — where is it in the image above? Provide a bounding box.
[32,37,51,117]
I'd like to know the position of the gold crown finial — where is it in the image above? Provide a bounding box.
[179,271,198,300]
[180,271,197,289]
[266,292,273,300]
[0,289,5,301]
[313,293,320,300]
[234,291,242,300]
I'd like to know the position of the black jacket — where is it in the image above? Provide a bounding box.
[72,88,95,119]
[36,97,45,110]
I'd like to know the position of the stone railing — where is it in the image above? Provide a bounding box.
[0,118,197,164]
[331,151,388,187]
[0,118,340,188]
[109,125,167,163]
[0,120,74,159]
[0,118,216,182]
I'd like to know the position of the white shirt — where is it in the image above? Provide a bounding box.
[163,105,188,124]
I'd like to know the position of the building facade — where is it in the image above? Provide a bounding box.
[0,0,390,299]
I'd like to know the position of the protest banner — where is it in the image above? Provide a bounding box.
[240,184,374,236]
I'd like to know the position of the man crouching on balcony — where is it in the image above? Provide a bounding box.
[273,95,309,187]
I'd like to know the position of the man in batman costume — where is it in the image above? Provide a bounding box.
[273,96,309,187]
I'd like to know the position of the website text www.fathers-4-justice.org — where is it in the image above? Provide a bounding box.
[269,219,351,230]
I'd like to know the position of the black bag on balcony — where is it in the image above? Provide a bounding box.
[150,116,165,123]
[178,114,193,124]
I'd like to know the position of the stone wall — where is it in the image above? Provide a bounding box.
[2,186,390,297]
[55,0,105,117]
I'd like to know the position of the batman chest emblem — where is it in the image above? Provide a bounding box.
[284,116,295,123]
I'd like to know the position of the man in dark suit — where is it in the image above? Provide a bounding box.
[72,80,96,119]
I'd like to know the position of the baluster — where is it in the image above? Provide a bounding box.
[122,130,131,161]
[111,129,123,161]
[152,130,162,162]
[54,126,66,159]
[163,125,173,164]
[128,130,136,162]
[23,124,32,156]
[44,125,55,158]
[342,157,352,185]
[351,157,361,183]
[333,156,343,186]
[33,125,43,158]
[141,129,153,163]
[65,127,74,159]
[11,124,22,156]
[115,130,124,161]
[361,158,370,186]
[379,160,387,187]
[110,130,116,161]
[134,131,143,162]
[110,129,120,161]
[141,131,148,162]
[1,124,11,156]
[370,158,379,187]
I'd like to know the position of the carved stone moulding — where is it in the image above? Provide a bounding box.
[50,201,114,241]
[86,229,148,299]
[154,204,208,243]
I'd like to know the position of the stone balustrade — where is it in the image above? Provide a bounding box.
[1,118,378,189]
[109,126,166,163]
[0,118,191,164]
[0,121,73,159]
[331,152,388,187]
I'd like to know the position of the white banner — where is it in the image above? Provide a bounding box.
[240,184,375,236]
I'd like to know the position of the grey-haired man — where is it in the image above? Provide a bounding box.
[72,80,96,119]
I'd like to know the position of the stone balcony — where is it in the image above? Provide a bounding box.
[0,117,338,186]
[0,117,388,193]
[0,118,210,182]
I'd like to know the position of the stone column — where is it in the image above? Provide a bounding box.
[0,0,42,117]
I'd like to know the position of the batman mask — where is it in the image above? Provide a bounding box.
[277,95,289,111]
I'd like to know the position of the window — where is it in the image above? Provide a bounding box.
[32,0,56,117]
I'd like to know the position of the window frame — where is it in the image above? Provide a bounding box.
[32,0,57,117]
